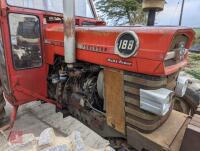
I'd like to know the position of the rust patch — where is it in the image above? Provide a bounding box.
[104,68,126,134]
[64,17,75,38]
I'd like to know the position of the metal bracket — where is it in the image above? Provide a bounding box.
[175,76,189,97]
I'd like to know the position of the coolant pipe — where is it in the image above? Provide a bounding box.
[63,0,76,67]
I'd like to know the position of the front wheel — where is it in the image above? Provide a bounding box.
[174,97,193,115]
[174,83,200,115]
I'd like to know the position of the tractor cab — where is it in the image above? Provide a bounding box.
[0,0,102,129]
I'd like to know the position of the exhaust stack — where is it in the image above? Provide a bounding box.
[63,0,76,66]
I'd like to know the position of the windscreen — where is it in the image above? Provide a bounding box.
[7,0,95,18]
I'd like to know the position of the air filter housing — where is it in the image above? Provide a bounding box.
[142,0,165,11]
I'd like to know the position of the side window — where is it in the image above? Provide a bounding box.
[9,13,42,69]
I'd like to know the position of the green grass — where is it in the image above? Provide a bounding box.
[194,28,200,44]
[184,29,200,80]
[185,53,200,80]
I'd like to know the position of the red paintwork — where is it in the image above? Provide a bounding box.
[0,0,195,113]
[0,0,104,108]
[45,25,194,76]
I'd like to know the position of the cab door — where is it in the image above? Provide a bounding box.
[7,12,48,104]
[0,1,48,105]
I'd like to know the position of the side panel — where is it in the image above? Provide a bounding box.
[104,68,125,134]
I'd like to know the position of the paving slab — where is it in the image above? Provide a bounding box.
[3,101,109,150]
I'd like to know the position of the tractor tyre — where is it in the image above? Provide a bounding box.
[174,83,200,115]
[0,86,6,123]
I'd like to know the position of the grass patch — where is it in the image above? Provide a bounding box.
[194,28,200,44]
[185,28,200,79]
[185,53,200,80]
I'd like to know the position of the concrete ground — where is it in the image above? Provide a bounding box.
[4,101,65,137]
[2,101,109,150]
[0,102,112,151]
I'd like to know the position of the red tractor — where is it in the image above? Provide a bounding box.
[0,0,198,150]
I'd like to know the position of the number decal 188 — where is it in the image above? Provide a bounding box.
[119,40,135,50]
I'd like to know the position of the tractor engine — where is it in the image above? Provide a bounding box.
[47,61,115,137]
[48,62,104,112]
[47,58,178,134]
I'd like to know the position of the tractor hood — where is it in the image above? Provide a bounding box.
[44,24,194,75]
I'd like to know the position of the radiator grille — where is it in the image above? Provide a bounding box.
[124,71,178,133]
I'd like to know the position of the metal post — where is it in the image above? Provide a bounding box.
[179,0,185,26]
[147,9,156,26]
[63,0,76,66]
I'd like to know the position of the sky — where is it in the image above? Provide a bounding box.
[7,0,200,27]
[155,0,200,27]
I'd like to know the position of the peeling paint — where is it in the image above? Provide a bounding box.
[64,17,75,38]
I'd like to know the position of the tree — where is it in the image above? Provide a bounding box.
[95,0,147,25]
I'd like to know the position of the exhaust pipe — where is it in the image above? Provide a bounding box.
[63,0,76,67]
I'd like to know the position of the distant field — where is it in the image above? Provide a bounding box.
[184,29,200,80]
[194,28,200,44]
[185,53,200,80]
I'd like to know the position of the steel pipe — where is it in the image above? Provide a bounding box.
[63,0,76,66]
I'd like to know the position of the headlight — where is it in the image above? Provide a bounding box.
[140,88,174,116]
[165,35,189,62]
